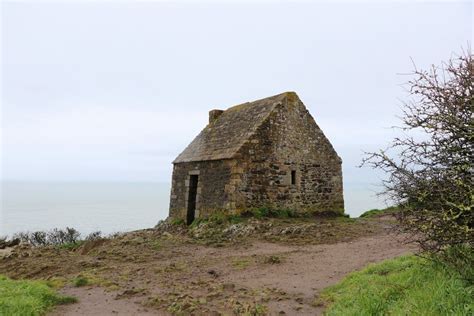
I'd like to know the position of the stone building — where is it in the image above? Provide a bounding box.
[169,92,344,224]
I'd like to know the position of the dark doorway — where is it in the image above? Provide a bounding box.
[291,170,296,185]
[186,175,199,225]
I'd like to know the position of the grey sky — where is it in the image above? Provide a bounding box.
[1,1,472,213]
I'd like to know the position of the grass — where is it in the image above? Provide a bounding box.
[242,207,297,219]
[149,240,162,251]
[320,255,473,315]
[72,276,89,287]
[57,241,84,251]
[232,258,251,269]
[170,218,185,226]
[179,207,348,228]
[0,275,76,316]
[263,255,282,264]
[189,207,314,227]
[359,206,399,218]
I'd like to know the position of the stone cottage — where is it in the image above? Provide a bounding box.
[169,92,344,224]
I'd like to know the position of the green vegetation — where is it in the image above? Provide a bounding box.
[57,241,85,250]
[359,206,399,218]
[0,275,76,315]
[191,212,230,227]
[321,255,473,315]
[72,276,88,287]
[189,207,311,227]
[242,207,297,219]
[148,240,162,251]
[232,258,251,269]
[171,207,349,229]
[170,218,185,226]
[263,255,282,264]
[233,302,267,315]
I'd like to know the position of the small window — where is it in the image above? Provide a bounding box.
[291,170,296,185]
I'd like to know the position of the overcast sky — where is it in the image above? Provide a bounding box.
[1,1,472,191]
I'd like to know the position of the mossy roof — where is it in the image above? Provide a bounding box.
[173,92,293,163]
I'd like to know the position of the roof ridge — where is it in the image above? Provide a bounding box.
[224,91,291,112]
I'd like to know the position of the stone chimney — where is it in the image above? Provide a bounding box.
[209,109,224,124]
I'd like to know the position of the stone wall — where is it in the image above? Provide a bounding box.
[169,93,344,220]
[232,95,344,214]
[169,160,235,219]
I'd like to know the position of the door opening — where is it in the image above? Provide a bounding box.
[187,175,199,225]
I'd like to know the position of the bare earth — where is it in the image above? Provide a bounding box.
[0,216,416,315]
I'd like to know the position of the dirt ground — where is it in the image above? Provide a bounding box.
[0,216,416,315]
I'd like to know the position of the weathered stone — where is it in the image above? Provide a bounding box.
[169,92,344,222]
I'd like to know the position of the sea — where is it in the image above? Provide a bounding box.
[0,181,386,238]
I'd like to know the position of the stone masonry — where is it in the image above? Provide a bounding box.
[169,92,344,223]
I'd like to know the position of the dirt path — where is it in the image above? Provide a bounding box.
[50,231,416,315]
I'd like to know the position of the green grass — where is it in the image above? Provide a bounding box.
[359,206,399,218]
[72,276,89,287]
[170,218,185,226]
[321,255,473,315]
[232,258,251,269]
[0,275,76,316]
[189,207,299,227]
[57,241,84,250]
[185,207,348,227]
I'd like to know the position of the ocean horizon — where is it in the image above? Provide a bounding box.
[0,181,386,237]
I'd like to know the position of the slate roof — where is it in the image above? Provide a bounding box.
[173,92,291,163]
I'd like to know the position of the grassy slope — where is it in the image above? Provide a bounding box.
[321,255,473,315]
[0,275,76,316]
[359,206,399,218]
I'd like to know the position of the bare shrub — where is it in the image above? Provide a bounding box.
[85,231,103,241]
[362,48,473,257]
[63,227,81,244]
[12,232,30,244]
[47,228,67,245]
[11,227,82,247]
[30,231,48,246]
